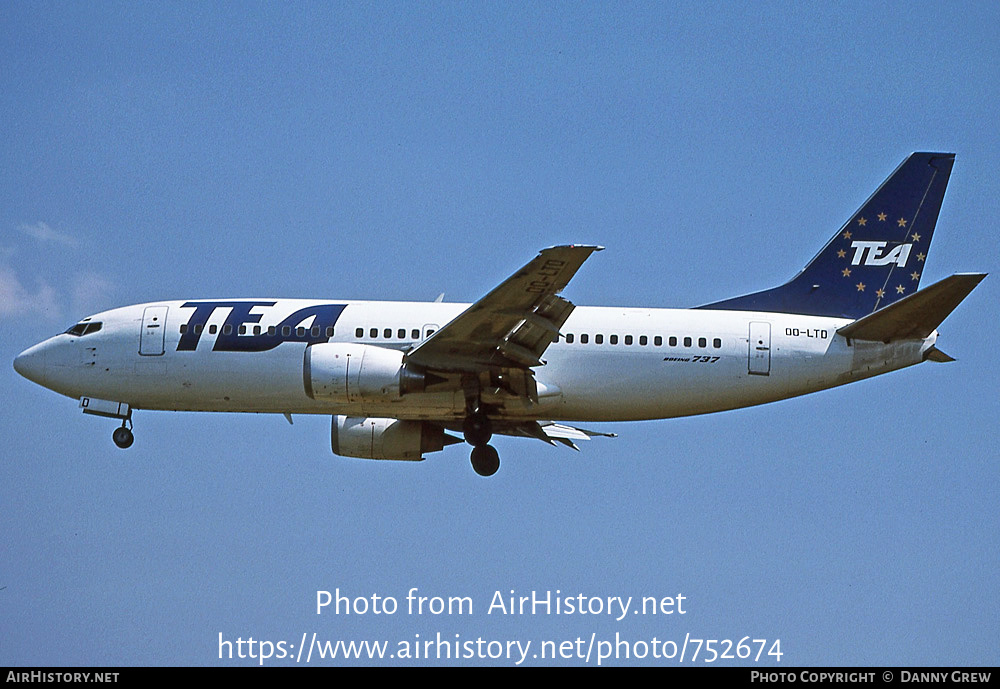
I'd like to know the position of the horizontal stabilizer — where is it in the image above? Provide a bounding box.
[837,273,986,342]
[540,422,617,441]
[504,421,617,450]
[924,347,955,363]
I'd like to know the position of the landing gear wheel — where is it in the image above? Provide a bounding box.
[471,445,500,477]
[462,412,493,447]
[112,426,134,449]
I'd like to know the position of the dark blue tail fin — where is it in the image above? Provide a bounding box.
[698,152,955,319]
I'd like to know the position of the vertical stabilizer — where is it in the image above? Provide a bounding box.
[699,152,955,319]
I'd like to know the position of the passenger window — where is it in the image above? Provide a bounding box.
[625,335,634,345]
[311,326,320,337]
[639,335,646,346]
[595,334,604,345]
[698,337,706,348]
[268,326,276,336]
[397,328,405,339]
[581,334,589,344]
[565,333,574,344]
[180,324,188,334]
[356,328,363,338]
[384,328,391,338]
[427,329,435,336]
[370,328,378,338]
[239,325,247,335]
[669,336,677,346]
[282,326,291,336]
[209,324,218,335]
[222,325,232,336]
[654,336,662,346]
[713,338,722,348]
[683,337,692,347]
[610,335,618,345]
[411,329,420,339]
[194,324,203,334]
[296,326,305,337]
[327,326,335,337]
[253,325,261,335]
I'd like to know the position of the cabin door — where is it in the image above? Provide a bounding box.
[140,305,168,356]
[748,321,771,376]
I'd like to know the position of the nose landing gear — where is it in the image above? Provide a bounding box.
[463,411,500,476]
[79,398,135,449]
[112,416,134,449]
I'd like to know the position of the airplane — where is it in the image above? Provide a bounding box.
[13,152,985,476]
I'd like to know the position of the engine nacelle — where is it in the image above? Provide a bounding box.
[331,415,447,461]
[304,343,425,402]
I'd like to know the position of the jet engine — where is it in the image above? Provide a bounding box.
[331,415,450,461]
[303,343,426,402]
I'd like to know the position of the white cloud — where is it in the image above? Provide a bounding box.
[2,222,117,322]
[17,221,78,247]
[0,264,61,319]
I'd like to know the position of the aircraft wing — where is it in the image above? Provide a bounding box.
[405,245,603,372]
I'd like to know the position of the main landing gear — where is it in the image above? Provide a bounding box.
[463,411,499,477]
[112,416,134,449]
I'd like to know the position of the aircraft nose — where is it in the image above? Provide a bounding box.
[13,343,47,386]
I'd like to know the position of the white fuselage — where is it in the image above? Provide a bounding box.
[14,299,935,423]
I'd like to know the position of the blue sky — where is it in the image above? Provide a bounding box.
[2,2,998,666]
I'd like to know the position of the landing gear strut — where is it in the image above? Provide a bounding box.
[112,416,134,449]
[463,410,499,477]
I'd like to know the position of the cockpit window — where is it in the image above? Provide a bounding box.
[64,321,102,337]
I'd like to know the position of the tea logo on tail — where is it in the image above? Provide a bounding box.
[850,241,912,267]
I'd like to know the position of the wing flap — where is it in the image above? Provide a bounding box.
[501,294,576,366]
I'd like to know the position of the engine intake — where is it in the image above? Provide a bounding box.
[304,343,426,402]
[331,415,448,461]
